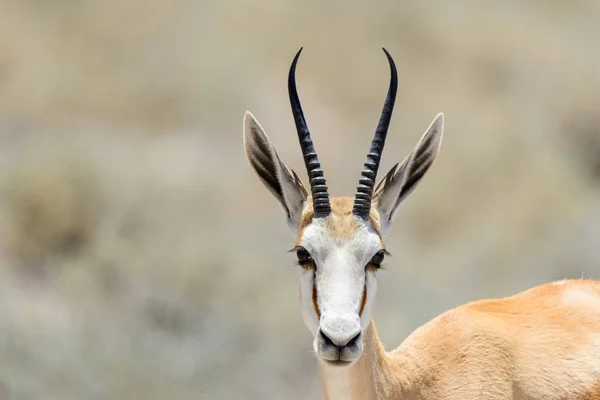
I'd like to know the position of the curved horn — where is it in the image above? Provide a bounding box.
[352,48,398,220]
[288,48,331,218]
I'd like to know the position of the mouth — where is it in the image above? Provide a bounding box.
[323,359,353,367]
[318,350,360,367]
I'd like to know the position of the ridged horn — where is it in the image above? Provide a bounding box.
[352,48,398,219]
[288,47,331,218]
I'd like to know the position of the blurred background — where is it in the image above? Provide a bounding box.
[0,0,599,398]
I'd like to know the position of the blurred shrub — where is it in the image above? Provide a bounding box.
[0,147,102,272]
[562,109,600,183]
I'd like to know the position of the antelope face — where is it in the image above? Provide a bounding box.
[243,48,443,367]
[294,198,386,366]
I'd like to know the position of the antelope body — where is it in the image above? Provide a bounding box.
[243,48,600,400]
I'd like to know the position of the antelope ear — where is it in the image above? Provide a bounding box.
[373,113,444,235]
[243,111,309,233]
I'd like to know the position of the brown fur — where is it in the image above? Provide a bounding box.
[296,197,384,245]
[576,378,600,400]
[320,279,600,400]
[294,197,600,399]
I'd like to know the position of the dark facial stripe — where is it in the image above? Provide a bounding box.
[359,283,367,317]
[312,278,321,319]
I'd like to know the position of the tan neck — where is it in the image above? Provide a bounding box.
[319,321,411,400]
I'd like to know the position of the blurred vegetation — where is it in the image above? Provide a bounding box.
[0,1,599,399]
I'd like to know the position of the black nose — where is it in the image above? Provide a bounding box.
[318,329,361,349]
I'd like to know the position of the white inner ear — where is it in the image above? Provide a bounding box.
[274,161,309,232]
[376,113,444,235]
[243,111,309,235]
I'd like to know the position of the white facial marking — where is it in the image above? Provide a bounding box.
[297,216,383,365]
[300,268,319,334]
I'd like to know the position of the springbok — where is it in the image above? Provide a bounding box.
[242,48,600,399]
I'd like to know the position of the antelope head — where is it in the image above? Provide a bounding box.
[243,48,444,367]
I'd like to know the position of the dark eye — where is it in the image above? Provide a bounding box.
[368,250,386,270]
[296,246,313,267]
